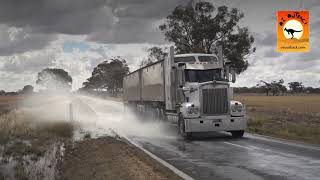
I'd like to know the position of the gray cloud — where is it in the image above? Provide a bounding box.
[254,32,277,47]
[88,18,165,44]
[0,25,56,56]
[283,47,320,65]
[0,72,35,91]
[305,0,320,9]
[109,0,186,19]
[0,0,319,90]
[264,48,281,58]
[0,0,188,36]
[0,0,317,54]
[0,0,188,55]
[0,0,186,35]
[88,0,187,44]
[0,0,112,34]
[1,52,55,73]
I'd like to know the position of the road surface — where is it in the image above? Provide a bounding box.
[79,96,320,180]
[129,131,320,180]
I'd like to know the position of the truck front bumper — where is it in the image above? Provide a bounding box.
[184,115,247,133]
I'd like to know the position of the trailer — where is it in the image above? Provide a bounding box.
[123,46,247,138]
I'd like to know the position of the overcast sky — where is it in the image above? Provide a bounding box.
[0,0,319,91]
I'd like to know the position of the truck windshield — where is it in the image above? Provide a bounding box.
[198,56,218,63]
[174,56,196,63]
[185,69,223,83]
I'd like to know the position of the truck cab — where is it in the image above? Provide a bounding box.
[165,50,247,138]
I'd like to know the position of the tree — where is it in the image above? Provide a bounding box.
[148,47,168,62]
[159,1,255,73]
[257,81,272,96]
[140,47,168,67]
[82,58,129,93]
[270,79,287,96]
[21,85,34,94]
[36,68,72,91]
[258,79,286,96]
[288,82,303,93]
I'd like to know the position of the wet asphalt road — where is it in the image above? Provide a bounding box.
[129,131,320,180]
[78,96,320,180]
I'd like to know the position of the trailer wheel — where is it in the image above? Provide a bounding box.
[155,108,161,121]
[231,130,244,138]
[159,108,165,121]
[178,115,192,139]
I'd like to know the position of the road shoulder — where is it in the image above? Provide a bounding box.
[61,136,183,180]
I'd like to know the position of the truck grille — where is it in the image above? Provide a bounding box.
[202,88,228,115]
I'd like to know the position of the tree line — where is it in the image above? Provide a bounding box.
[0,85,34,96]
[234,80,320,95]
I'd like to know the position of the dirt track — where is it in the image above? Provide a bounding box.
[61,137,182,180]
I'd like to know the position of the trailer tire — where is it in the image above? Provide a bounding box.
[178,115,191,139]
[231,130,244,138]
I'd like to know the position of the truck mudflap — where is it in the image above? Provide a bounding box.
[184,116,247,133]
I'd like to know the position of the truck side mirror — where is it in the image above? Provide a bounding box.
[178,68,184,87]
[225,67,230,81]
[182,86,190,92]
[231,68,236,83]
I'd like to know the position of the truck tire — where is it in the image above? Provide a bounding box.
[155,108,162,121]
[231,130,244,138]
[178,115,192,139]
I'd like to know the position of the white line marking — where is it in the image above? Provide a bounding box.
[245,133,320,151]
[223,142,253,150]
[113,129,194,180]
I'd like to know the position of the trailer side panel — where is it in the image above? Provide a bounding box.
[123,70,141,102]
[141,61,165,102]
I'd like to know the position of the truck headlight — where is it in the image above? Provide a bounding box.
[187,105,200,115]
[231,104,244,112]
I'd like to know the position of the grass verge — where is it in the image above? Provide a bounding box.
[235,95,320,144]
[62,137,182,180]
[0,109,74,179]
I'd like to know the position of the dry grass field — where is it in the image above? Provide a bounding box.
[0,95,24,105]
[0,95,74,180]
[234,94,320,144]
[0,95,24,115]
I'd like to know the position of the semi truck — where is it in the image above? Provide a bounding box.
[123,46,247,138]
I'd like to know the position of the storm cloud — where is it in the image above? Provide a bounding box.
[0,0,319,91]
[0,0,188,55]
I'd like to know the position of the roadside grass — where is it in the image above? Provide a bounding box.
[0,110,73,139]
[247,111,320,144]
[0,104,74,179]
[235,95,320,115]
[14,162,28,180]
[0,96,24,115]
[235,94,320,144]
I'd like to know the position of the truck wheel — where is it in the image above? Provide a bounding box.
[231,130,244,138]
[178,115,192,139]
[155,108,162,121]
[159,108,165,121]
